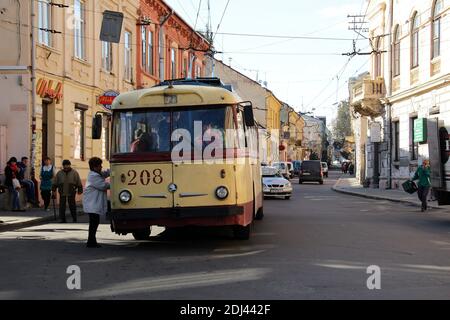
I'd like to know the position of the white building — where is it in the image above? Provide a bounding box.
[352,0,450,190]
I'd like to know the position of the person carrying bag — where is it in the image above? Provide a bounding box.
[412,159,432,212]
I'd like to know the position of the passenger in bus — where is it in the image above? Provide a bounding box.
[130,129,152,152]
[156,114,172,151]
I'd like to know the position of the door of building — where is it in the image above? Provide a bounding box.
[42,101,49,162]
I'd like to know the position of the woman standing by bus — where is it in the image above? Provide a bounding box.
[83,157,110,248]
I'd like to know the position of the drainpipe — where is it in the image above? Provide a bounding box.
[159,10,173,83]
[30,0,37,178]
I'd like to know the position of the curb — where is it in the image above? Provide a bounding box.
[0,210,85,233]
[332,178,443,210]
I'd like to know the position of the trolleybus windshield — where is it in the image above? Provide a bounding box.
[112,106,235,155]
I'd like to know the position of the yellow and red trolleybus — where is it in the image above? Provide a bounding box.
[94,78,263,240]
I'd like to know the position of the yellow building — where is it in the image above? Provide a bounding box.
[265,90,282,164]
[288,110,305,161]
[33,0,139,180]
[279,105,305,162]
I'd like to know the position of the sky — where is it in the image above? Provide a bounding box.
[164,0,371,125]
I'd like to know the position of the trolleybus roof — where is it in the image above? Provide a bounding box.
[112,78,241,110]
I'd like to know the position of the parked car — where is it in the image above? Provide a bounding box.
[273,162,294,179]
[299,160,323,184]
[262,166,293,200]
[321,162,329,178]
[292,160,302,177]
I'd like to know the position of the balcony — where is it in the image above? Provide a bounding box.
[351,78,386,117]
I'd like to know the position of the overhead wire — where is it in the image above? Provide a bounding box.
[212,0,231,42]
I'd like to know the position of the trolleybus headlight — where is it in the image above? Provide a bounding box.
[215,186,229,200]
[119,190,132,203]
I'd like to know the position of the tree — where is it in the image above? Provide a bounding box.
[332,101,353,143]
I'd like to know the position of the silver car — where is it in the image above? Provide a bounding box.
[262,166,293,200]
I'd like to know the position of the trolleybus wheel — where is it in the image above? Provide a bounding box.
[233,225,251,240]
[255,206,264,220]
[132,227,152,241]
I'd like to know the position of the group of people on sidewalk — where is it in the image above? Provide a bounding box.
[341,161,355,175]
[4,157,40,211]
[3,156,110,248]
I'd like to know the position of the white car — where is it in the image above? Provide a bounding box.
[262,166,293,200]
[272,162,294,179]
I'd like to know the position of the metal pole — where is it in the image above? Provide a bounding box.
[30,0,37,178]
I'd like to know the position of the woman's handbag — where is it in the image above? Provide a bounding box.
[12,178,21,190]
[402,180,418,194]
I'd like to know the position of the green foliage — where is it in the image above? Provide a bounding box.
[332,101,353,142]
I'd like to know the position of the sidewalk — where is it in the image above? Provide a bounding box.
[0,205,84,232]
[333,176,443,210]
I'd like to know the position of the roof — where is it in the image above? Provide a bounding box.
[112,83,242,110]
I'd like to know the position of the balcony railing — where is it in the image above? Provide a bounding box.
[351,78,386,117]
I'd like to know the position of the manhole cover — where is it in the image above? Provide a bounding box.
[16,236,47,240]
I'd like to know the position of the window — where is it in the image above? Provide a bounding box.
[38,0,52,46]
[141,27,147,71]
[112,107,235,154]
[374,37,382,78]
[410,117,419,160]
[171,48,177,79]
[411,12,419,69]
[182,57,188,78]
[432,0,443,59]
[392,121,400,162]
[74,0,86,59]
[393,25,401,76]
[148,31,154,74]
[124,32,132,81]
[101,41,113,72]
[74,106,86,160]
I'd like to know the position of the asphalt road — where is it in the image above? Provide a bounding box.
[1,171,450,300]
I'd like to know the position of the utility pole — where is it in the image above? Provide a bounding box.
[347,14,368,39]
[30,0,37,178]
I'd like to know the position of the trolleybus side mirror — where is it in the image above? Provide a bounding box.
[92,114,103,140]
[243,103,255,127]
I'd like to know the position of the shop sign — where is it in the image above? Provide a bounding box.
[37,79,63,103]
[370,122,382,143]
[98,90,119,112]
[414,118,427,143]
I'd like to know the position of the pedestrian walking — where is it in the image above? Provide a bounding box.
[83,157,110,248]
[412,159,431,212]
[40,157,54,212]
[52,160,83,223]
[4,157,24,212]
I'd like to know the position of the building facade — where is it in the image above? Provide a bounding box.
[0,0,210,188]
[208,59,282,164]
[301,115,325,160]
[280,105,305,162]
[352,0,450,189]
[136,0,209,88]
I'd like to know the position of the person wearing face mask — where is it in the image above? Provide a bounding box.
[52,160,83,223]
